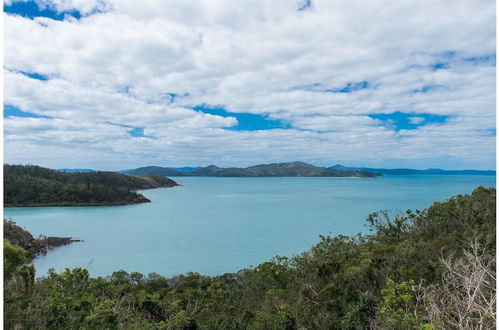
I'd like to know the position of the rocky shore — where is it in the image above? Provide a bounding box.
[4,219,82,259]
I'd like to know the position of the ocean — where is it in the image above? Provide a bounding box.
[4,175,495,278]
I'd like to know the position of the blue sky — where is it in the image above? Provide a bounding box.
[4,104,52,119]
[368,112,449,132]
[193,105,290,131]
[4,0,82,20]
[3,0,496,170]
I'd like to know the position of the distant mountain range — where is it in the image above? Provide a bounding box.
[123,162,378,178]
[59,163,496,177]
[329,165,496,176]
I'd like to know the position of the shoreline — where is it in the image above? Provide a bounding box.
[4,198,152,208]
[4,184,181,208]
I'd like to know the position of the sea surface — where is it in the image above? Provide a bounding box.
[4,175,495,278]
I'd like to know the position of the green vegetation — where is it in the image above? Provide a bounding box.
[4,187,495,329]
[123,166,186,177]
[125,161,379,178]
[4,164,179,206]
[4,219,80,260]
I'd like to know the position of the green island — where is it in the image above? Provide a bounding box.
[123,161,379,178]
[4,186,495,329]
[4,164,179,207]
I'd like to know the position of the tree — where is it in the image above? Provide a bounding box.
[4,239,27,280]
[423,238,496,329]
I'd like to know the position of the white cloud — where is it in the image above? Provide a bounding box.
[408,117,425,125]
[3,0,496,169]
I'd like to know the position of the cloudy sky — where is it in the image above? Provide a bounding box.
[4,0,496,170]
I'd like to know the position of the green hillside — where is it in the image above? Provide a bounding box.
[124,166,185,176]
[123,161,379,178]
[4,164,179,206]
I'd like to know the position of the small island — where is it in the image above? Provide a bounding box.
[4,164,179,207]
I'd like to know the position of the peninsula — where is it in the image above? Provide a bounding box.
[4,219,81,259]
[4,164,179,207]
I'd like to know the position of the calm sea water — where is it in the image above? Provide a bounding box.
[4,175,495,278]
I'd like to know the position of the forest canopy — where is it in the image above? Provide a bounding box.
[4,164,179,206]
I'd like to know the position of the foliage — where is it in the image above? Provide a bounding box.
[378,279,429,329]
[4,164,178,206]
[83,300,119,329]
[3,186,495,329]
[422,238,496,329]
[4,219,78,259]
[4,239,27,280]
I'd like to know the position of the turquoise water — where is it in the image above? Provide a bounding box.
[4,175,495,278]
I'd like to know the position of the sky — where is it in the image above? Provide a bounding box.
[3,0,496,170]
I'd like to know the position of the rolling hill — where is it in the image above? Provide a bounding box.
[123,161,379,178]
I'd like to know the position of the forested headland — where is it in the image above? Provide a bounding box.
[4,164,179,207]
[4,219,80,260]
[4,186,495,329]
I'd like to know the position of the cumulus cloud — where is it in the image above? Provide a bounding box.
[3,0,496,169]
